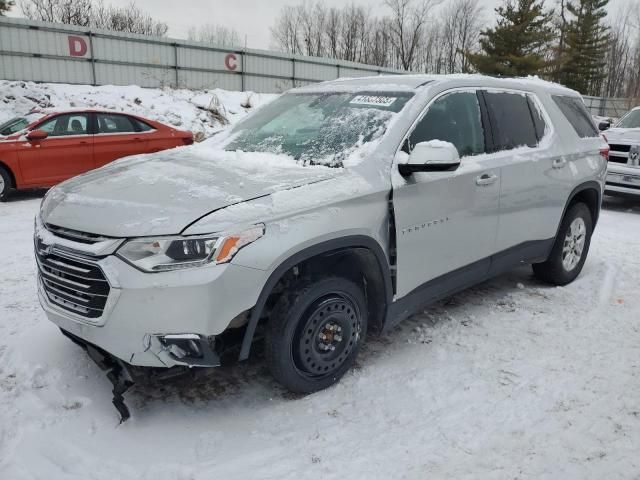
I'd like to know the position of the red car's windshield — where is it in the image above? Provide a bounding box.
[0,112,46,136]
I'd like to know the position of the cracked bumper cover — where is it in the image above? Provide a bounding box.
[39,253,267,368]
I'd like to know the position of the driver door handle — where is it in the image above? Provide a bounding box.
[475,173,498,186]
[552,158,567,169]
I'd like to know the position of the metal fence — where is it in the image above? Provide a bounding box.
[1,16,638,113]
[0,17,404,93]
[583,95,638,119]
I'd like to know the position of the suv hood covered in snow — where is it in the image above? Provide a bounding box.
[40,147,339,237]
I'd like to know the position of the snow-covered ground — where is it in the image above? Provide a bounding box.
[1,81,639,478]
[1,191,639,478]
[0,81,277,138]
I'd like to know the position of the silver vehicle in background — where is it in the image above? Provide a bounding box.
[35,75,608,419]
[599,107,640,197]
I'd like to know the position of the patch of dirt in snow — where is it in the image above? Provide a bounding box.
[1,194,640,479]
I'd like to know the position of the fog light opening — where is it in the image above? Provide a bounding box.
[160,334,205,360]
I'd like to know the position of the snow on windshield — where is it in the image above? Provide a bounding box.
[223,92,413,167]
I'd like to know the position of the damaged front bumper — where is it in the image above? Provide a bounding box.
[60,328,221,421]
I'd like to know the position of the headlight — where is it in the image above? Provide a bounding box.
[117,225,264,272]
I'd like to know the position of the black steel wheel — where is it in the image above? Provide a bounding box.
[265,276,367,393]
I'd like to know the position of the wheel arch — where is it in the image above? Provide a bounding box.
[0,160,17,189]
[559,181,602,235]
[238,235,393,361]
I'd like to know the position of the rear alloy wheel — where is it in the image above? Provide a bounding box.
[533,202,593,285]
[0,167,12,202]
[265,276,367,394]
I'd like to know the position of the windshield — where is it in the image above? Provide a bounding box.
[224,91,413,167]
[617,109,640,129]
[0,113,45,136]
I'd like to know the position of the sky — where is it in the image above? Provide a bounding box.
[8,0,631,50]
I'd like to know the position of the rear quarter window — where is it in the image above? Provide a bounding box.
[134,118,154,131]
[552,95,598,138]
[483,91,538,151]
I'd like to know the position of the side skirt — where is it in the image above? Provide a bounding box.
[384,238,554,330]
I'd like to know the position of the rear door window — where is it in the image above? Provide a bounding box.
[552,95,598,138]
[408,91,485,157]
[97,114,137,134]
[483,91,538,150]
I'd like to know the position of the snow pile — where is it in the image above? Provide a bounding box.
[0,81,278,139]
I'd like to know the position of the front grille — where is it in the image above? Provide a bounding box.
[609,144,631,153]
[36,238,111,319]
[45,223,112,245]
[609,154,628,164]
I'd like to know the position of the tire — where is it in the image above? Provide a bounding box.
[532,202,593,285]
[0,166,12,202]
[265,276,368,394]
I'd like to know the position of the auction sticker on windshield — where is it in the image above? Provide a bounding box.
[350,95,397,107]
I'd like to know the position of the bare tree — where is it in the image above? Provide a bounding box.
[270,5,303,54]
[270,0,486,74]
[187,24,242,47]
[21,0,93,25]
[20,0,168,36]
[385,0,439,70]
[440,0,484,73]
[602,2,640,99]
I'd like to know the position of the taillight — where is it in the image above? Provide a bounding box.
[182,137,194,146]
[600,146,609,161]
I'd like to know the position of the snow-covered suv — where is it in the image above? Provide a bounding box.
[601,106,640,197]
[35,75,608,418]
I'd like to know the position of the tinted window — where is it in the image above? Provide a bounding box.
[38,114,88,136]
[484,92,538,150]
[552,95,598,138]
[97,114,137,134]
[134,118,154,131]
[408,91,485,157]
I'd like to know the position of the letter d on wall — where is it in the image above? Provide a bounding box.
[68,36,88,57]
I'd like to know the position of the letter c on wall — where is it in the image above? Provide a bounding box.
[224,53,238,71]
[68,36,88,57]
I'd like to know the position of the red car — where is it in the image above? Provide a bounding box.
[0,109,193,201]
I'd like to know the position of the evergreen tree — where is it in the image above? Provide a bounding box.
[0,0,14,16]
[559,0,610,95]
[466,0,556,76]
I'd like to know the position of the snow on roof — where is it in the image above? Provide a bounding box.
[293,73,579,96]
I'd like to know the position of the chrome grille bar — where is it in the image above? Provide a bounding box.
[35,238,111,319]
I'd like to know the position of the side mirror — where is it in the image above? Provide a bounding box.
[27,129,48,141]
[598,121,610,131]
[398,141,460,176]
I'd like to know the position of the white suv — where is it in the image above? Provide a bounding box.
[601,107,640,197]
[35,75,608,419]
